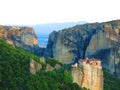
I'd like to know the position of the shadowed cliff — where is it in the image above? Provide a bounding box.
[45,19,120,77]
[45,22,102,63]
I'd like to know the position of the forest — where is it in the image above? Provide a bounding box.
[0,39,120,90]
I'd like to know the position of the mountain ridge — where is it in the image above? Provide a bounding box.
[45,19,120,77]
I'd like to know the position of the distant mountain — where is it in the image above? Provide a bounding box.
[32,21,87,35]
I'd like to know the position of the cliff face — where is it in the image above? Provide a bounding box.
[45,23,101,63]
[46,20,120,77]
[85,21,120,77]
[72,63,83,86]
[72,59,103,90]
[0,25,38,52]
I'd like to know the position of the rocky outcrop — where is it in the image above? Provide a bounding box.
[0,25,38,52]
[40,57,46,64]
[29,58,61,73]
[85,21,120,77]
[46,64,61,71]
[55,64,61,69]
[72,58,103,90]
[46,19,120,77]
[46,64,54,71]
[29,58,42,74]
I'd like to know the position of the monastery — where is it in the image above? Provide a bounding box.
[72,58,103,90]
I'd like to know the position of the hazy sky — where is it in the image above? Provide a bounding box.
[0,0,120,25]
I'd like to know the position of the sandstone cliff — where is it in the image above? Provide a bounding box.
[0,25,38,52]
[85,20,120,77]
[45,19,120,77]
[72,59,103,90]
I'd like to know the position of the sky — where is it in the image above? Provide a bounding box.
[0,0,120,25]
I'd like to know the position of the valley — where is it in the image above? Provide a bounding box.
[0,19,120,90]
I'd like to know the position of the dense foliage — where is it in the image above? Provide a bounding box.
[0,40,82,90]
[47,57,62,67]
[0,39,120,90]
[104,69,120,90]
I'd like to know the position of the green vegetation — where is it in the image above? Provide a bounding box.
[0,39,82,90]
[104,69,120,90]
[47,57,62,67]
[0,39,120,90]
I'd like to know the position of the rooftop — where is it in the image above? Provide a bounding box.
[78,58,101,66]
